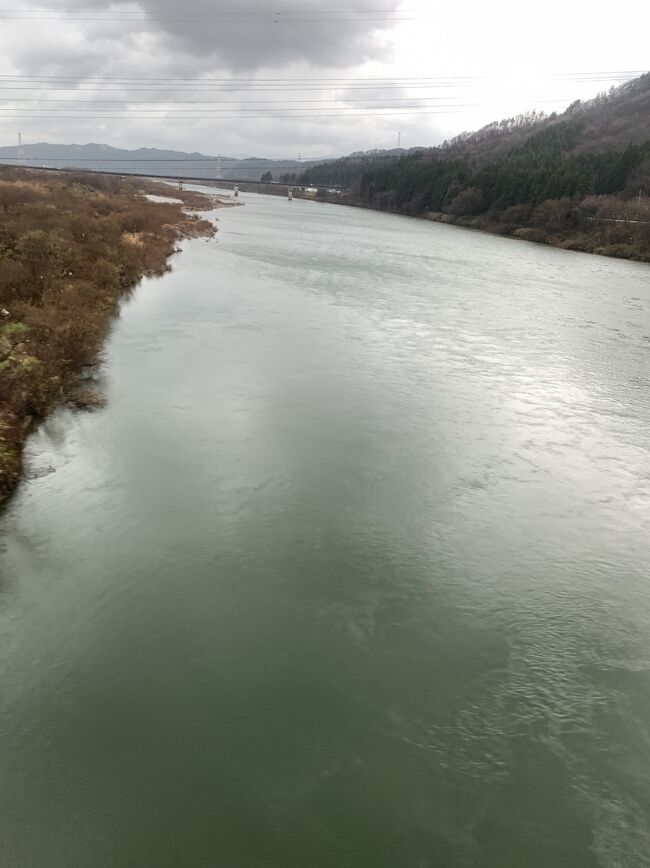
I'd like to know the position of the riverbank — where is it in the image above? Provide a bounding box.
[306,190,650,263]
[0,168,226,504]
[420,207,650,262]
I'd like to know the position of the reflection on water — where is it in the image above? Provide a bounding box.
[1,190,650,868]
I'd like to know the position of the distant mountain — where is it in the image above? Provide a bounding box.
[0,141,434,185]
[0,142,319,182]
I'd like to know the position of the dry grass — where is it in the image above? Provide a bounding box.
[0,168,219,503]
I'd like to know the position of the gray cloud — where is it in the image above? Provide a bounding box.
[42,0,400,71]
[2,0,644,159]
[8,40,111,80]
[0,0,431,158]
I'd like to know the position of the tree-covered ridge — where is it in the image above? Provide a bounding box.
[299,152,414,189]
[301,73,650,262]
[358,134,649,208]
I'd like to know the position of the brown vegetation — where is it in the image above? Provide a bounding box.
[0,168,220,504]
[423,193,650,261]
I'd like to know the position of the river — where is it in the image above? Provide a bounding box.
[1,190,650,867]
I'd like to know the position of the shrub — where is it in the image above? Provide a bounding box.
[0,258,30,301]
[0,169,217,503]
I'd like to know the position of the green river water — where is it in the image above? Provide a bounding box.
[1,190,650,867]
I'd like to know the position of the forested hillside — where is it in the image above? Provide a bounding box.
[301,73,650,261]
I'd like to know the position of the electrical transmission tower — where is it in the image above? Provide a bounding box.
[17,132,25,165]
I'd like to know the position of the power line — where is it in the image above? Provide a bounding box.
[0,109,467,117]
[0,72,641,84]
[0,109,464,119]
[0,107,467,114]
[0,86,500,92]
[0,72,638,90]
[0,94,614,108]
[0,6,421,11]
[0,87,635,118]
[0,159,398,167]
[0,70,641,127]
[0,100,471,111]
[0,96,477,105]
[0,12,427,21]
[0,75,477,82]
[0,79,636,94]
[0,98,578,114]
[0,82,483,89]
[0,165,338,171]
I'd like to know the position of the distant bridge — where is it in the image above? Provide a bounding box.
[0,161,346,191]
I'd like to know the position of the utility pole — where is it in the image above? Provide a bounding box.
[17,132,25,165]
[637,188,643,219]
[397,131,402,150]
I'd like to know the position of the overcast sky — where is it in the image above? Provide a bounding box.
[0,1,647,159]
